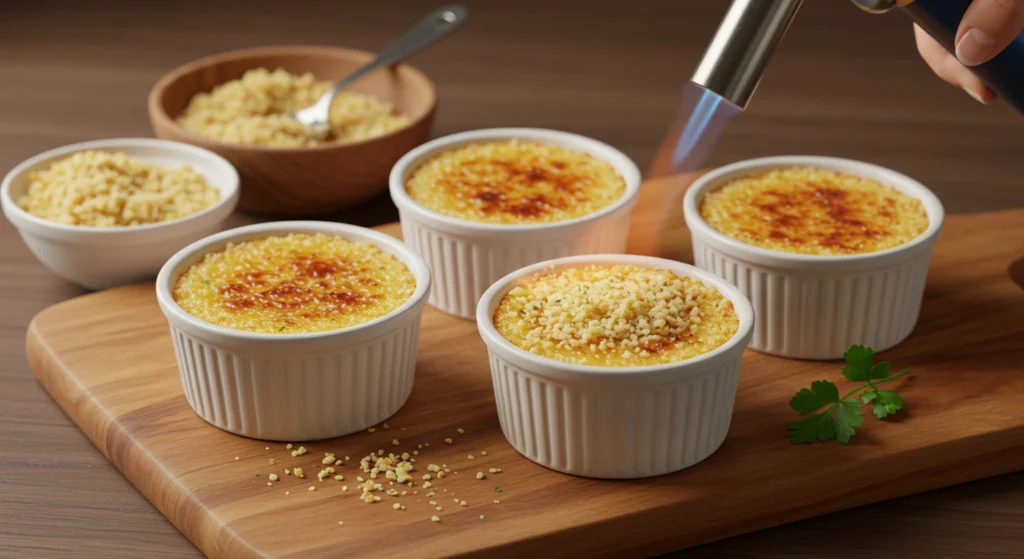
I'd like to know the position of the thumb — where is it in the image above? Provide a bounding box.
[955,0,1024,66]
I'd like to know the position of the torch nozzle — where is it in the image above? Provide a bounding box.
[690,0,803,110]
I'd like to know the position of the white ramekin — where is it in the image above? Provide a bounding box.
[389,128,642,320]
[683,156,945,360]
[155,221,431,441]
[476,254,754,479]
[1,138,240,290]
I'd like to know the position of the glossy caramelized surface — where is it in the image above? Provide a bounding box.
[405,140,626,224]
[173,233,415,333]
[699,167,929,256]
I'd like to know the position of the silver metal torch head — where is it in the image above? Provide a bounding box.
[690,0,804,110]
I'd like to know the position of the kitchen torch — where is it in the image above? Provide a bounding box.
[668,0,1024,173]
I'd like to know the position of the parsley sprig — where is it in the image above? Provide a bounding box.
[788,345,910,444]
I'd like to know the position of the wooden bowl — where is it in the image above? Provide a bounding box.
[147,45,437,216]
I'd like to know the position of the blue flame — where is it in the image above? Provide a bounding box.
[671,84,740,172]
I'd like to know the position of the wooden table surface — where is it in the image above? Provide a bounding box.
[1,1,1021,558]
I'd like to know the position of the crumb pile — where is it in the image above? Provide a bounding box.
[177,68,409,147]
[245,424,506,526]
[17,150,218,226]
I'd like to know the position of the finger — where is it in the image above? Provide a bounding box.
[915,25,997,103]
[955,0,1024,66]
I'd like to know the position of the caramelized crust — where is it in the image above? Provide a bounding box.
[405,140,626,224]
[699,167,929,255]
[173,233,415,333]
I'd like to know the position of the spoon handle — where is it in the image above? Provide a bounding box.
[327,5,468,98]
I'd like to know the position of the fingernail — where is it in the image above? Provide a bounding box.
[956,28,996,66]
[963,86,989,104]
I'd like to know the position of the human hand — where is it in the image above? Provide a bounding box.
[914,0,1024,104]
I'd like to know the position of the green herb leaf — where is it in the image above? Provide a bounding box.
[870,389,904,419]
[493,487,502,493]
[788,411,835,444]
[202,279,211,286]
[869,361,891,379]
[841,345,876,381]
[278,326,286,332]
[789,380,840,414]
[789,345,910,445]
[834,400,864,444]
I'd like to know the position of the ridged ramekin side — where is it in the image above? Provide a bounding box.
[169,318,421,441]
[692,234,932,359]
[487,351,742,479]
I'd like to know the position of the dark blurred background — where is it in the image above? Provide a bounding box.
[3,0,1023,221]
[2,2,1023,558]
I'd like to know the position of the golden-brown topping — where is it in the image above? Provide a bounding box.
[699,167,929,255]
[173,233,415,333]
[405,140,626,224]
[493,265,739,367]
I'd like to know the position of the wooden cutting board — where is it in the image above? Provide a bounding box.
[26,173,1024,559]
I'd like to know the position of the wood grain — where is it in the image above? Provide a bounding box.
[148,45,437,216]
[4,1,1024,558]
[24,172,1024,559]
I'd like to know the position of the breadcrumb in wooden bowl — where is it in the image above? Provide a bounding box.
[149,45,437,216]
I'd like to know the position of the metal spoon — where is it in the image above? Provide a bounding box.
[293,4,468,139]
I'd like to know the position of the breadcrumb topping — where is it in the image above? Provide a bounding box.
[493,264,738,366]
